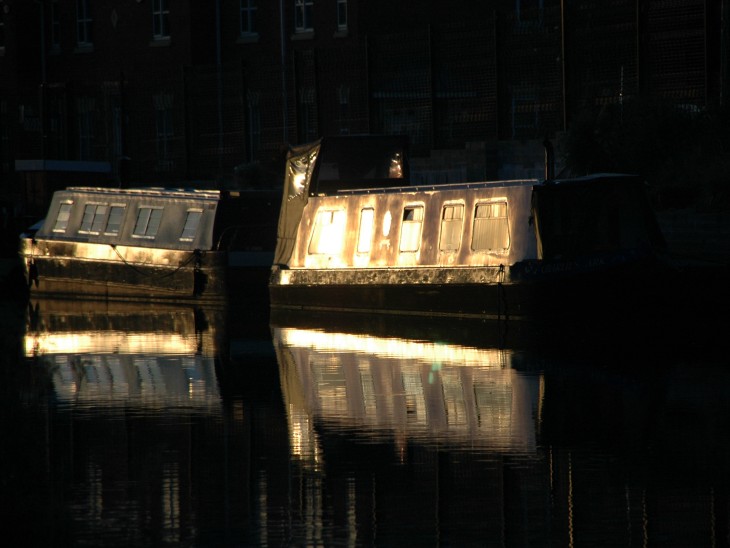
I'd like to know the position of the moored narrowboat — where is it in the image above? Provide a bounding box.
[20,186,279,304]
[269,138,670,325]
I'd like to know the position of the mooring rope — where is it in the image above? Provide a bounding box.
[110,245,202,280]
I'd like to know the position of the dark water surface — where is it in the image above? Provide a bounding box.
[1,297,729,547]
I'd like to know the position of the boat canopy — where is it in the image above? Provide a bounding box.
[274,135,409,266]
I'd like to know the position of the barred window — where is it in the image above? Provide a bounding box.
[104,206,126,235]
[309,209,346,255]
[133,207,163,238]
[357,208,374,253]
[399,205,423,252]
[240,0,257,36]
[180,210,202,241]
[53,202,73,233]
[439,204,464,252]
[76,0,92,47]
[79,204,108,234]
[472,202,509,251]
[152,0,170,40]
[294,0,313,33]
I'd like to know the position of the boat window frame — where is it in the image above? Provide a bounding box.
[180,209,203,242]
[399,203,424,253]
[308,208,347,255]
[471,199,510,252]
[52,201,74,233]
[78,202,110,235]
[103,204,127,236]
[132,206,164,239]
[356,207,375,254]
[438,201,465,253]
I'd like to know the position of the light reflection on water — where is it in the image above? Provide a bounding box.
[2,299,729,546]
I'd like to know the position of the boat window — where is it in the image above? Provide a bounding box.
[132,207,163,238]
[439,204,464,252]
[399,205,423,252]
[357,208,374,253]
[52,202,73,233]
[78,204,109,234]
[472,201,510,251]
[104,205,126,235]
[308,209,347,255]
[180,209,203,241]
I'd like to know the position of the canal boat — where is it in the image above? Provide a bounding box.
[269,138,670,325]
[20,186,278,304]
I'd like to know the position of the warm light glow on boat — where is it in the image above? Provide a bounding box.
[279,327,508,368]
[25,331,200,357]
[274,326,541,454]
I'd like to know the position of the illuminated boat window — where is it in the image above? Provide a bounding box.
[439,203,464,252]
[399,205,423,252]
[133,207,163,238]
[357,207,374,253]
[104,205,126,235]
[180,209,203,241]
[472,201,510,251]
[52,201,73,233]
[79,204,109,234]
[308,209,346,255]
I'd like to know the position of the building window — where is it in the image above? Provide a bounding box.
[133,207,163,238]
[246,91,261,161]
[336,0,347,32]
[79,204,108,234]
[511,89,539,139]
[294,0,313,33]
[240,0,257,36]
[53,202,73,233]
[298,88,317,143]
[516,0,544,25]
[399,205,423,252]
[472,202,510,251]
[0,7,6,52]
[180,210,202,241]
[104,205,126,235]
[357,208,374,253]
[308,209,346,255]
[152,0,170,41]
[439,203,464,252]
[76,0,92,47]
[51,0,61,51]
[154,93,174,170]
[77,97,94,160]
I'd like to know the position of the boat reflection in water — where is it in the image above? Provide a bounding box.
[20,299,254,547]
[275,325,542,464]
[25,299,224,411]
[271,319,552,545]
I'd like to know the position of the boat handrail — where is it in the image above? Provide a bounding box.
[333,179,539,196]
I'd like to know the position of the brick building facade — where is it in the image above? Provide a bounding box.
[0,0,727,223]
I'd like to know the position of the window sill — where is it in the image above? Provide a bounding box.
[149,37,171,47]
[74,44,95,53]
[291,31,314,41]
[237,33,259,44]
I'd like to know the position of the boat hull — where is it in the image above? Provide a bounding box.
[269,255,677,327]
[21,238,229,304]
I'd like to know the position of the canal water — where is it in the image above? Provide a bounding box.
[1,295,728,547]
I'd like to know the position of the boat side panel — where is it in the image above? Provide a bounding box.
[35,188,220,251]
[289,184,537,270]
